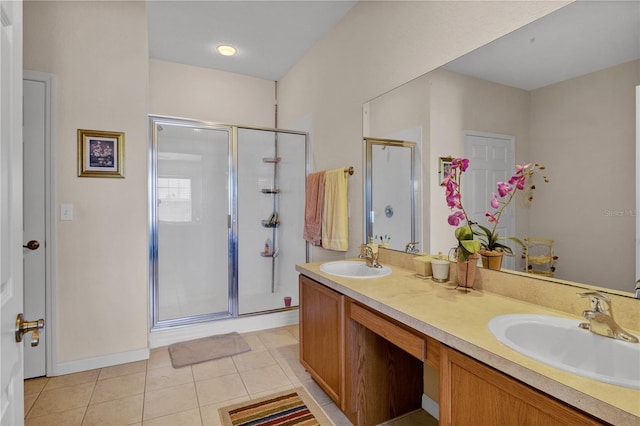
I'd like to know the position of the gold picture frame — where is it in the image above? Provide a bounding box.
[438,156,453,185]
[78,129,124,178]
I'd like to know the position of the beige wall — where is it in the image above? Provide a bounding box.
[365,75,431,254]
[24,1,149,366]
[21,0,572,370]
[429,69,531,257]
[529,59,640,291]
[149,59,275,126]
[278,0,568,262]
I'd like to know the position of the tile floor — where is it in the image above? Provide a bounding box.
[24,324,435,425]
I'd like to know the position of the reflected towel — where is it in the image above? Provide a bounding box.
[303,171,325,245]
[322,168,349,251]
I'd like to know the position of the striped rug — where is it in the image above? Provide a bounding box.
[218,387,333,426]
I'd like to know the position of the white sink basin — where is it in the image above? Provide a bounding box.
[319,261,391,279]
[488,314,640,389]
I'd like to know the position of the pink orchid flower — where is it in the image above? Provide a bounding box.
[446,190,461,209]
[497,182,513,197]
[514,163,531,175]
[490,192,499,209]
[508,175,526,190]
[454,158,469,172]
[448,211,465,226]
[485,212,497,223]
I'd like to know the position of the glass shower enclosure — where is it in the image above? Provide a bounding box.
[149,116,308,329]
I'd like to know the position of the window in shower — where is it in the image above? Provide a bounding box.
[157,177,192,223]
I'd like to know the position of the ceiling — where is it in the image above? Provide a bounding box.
[147,1,639,90]
[443,1,640,90]
[147,0,357,81]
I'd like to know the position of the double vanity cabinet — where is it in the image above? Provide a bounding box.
[297,261,637,425]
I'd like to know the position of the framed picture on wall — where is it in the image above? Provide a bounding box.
[78,129,124,178]
[439,156,453,185]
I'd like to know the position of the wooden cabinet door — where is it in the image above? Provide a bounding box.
[440,346,604,426]
[299,275,345,407]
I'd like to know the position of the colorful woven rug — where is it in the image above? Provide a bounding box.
[218,387,333,426]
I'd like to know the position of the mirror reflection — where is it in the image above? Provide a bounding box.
[363,1,639,293]
[364,138,419,252]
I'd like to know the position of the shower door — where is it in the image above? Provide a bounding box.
[150,117,308,329]
[151,119,233,327]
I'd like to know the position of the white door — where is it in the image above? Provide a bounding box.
[463,131,516,270]
[0,0,25,424]
[23,74,50,378]
[636,86,640,280]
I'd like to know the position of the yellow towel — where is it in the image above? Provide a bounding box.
[322,168,348,251]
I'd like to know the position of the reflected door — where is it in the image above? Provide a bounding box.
[464,131,515,269]
[155,123,232,324]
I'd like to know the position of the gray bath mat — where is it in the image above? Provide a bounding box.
[168,332,251,368]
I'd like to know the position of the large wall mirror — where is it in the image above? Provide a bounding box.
[363,1,639,294]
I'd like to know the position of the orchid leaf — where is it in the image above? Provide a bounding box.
[508,236,525,247]
[460,239,481,253]
[455,225,474,241]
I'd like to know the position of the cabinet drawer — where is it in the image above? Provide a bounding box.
[349,303,426,361]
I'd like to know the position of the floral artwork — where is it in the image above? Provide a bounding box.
[78,129,124,178]
[88,139,115,168]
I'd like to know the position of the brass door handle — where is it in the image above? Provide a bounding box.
[16,313,45,347]
[23,240,40,250]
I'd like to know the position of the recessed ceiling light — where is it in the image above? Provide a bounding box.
[216,45,237,56]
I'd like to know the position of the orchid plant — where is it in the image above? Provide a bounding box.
[444,158,548,260]
[443,158,481,261]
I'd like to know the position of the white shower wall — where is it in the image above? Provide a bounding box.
[237,129,307,314]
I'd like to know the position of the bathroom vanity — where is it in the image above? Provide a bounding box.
[297,257,640,425]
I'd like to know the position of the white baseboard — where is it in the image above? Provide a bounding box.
[422,393,439,420]
[50,347,150,377]
[47,310,298,377]
[149,309,300,348]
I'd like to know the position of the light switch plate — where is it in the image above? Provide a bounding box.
[60,203,73,221]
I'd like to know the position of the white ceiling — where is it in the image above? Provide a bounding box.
[443,1,640,90]
[147,0,356,81]
[147,1,640,89]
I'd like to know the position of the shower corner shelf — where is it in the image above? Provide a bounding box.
[261,188,280,194]
[260,248,279,258]
[261,220,280,228]
[262,157,281,163]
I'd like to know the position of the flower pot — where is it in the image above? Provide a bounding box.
[457,253,480,289]
[480,249,504,271]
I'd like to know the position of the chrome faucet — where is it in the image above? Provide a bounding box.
[577,291,638,343]
[634,279,640,299]
[359,245,382,268]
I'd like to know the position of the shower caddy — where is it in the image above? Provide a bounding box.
[260,154,280,293]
